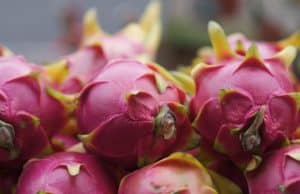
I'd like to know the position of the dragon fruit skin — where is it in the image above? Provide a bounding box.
[76,59,192,169]
[45,0,161,94]
[247,144,300,194]
[190,22,299,170]
[16,152,117,194]
[0,56,52,169]
[118,152,218,194]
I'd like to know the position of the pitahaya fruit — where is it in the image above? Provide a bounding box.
[246,144,300,194]
[0,56,52,168]
[190,22,299,171]
[81,0,161,61]
[118,152,219,194]
[16,152,117,194]
[195,22,299,65]
[45,0,161,94]
[76,59,192,169]
[119,152,242,194]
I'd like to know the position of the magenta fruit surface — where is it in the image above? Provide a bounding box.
[16,152,117,194]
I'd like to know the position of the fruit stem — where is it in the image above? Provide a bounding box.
[0,120,18,159]
[240,107,264,152]
[154,105,176,140]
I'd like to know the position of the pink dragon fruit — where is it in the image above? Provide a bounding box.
[195,22,299,65]
[246,144,300,194]
[45,0,161,94]
[0,56,52,168]
[16,152,117,194]
[118,152,219,194]
[76,59,192,169]
[0,56,73,169]
[190,22,299,170]
[227,31,299,58]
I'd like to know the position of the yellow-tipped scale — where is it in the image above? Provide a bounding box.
[121,23,145,43]
[0,45,14,56]
[138,0,161,34]
[279,31,300,48]
[82,8,104,46]
[191,62,209,79]
[273,46,297,68]
[44,60,68,84]
[245,44,262,61]
[83,8,103,38]
[208,21,234,60]
[67,164,81,176]
[143,19,161,54]
[170,71,195,95]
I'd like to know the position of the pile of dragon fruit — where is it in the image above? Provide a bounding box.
[1,1,300,194]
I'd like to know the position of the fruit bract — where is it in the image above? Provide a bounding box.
[190,22,299,170]
[247,144,300,194]
[76,59,192,169]
[118,152,218,194]
[16,152,117,194]
[0,45,13,57]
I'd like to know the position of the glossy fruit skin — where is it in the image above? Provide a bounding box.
[247,144,300,194]
[118,152,218,194]
[0,56,50,169]
[76,59,192,169]
[190,53,298,169]
[16,152,117,194]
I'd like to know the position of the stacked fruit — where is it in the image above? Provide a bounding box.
[0,1,300,193]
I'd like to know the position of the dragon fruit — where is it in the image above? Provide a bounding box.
[190,22,299,171]
[119,152,242,194]
[45,0,161,94]
[0,56,52,168]
[16,152,117,194]
[118,152,219,194]
[76,59,192,169]
[194,22,299,65]
[247,144,300,194]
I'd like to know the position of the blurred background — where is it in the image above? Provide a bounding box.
[0,0,299,68]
